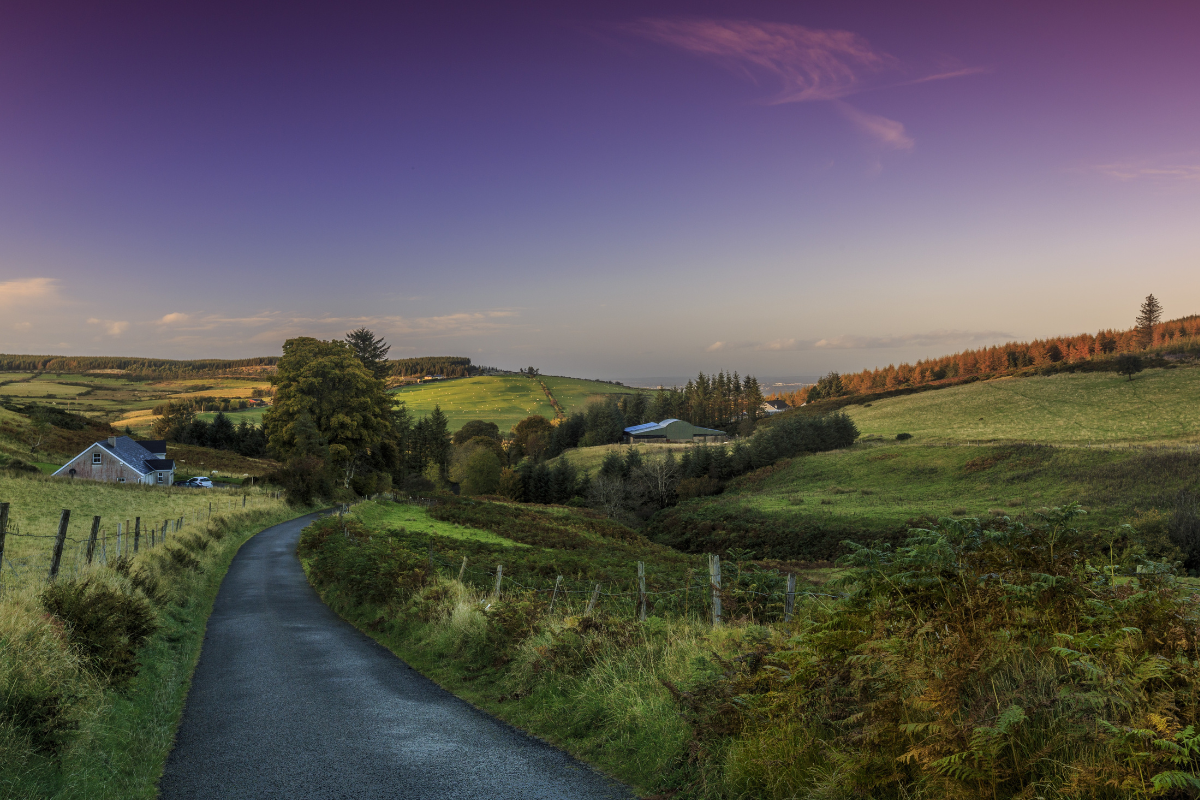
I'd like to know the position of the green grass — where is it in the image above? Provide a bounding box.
[389,375,632,432]
[644,440,1200,562]
[550,442,694,473]
[0,382,93,398]
[195,407,267,426]
[844,366,1200,444]
[1,504,314,799]
[0,471,280,585]
[351,501,529,548]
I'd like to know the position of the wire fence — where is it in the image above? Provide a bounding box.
[416,537,845,626]
[0,491,287,594]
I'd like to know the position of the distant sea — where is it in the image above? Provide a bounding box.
[614,375,821,391]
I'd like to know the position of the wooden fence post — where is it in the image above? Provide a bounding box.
[0,502,9,579]
[585,583,601,616]
[49,509,70,581]
[125,519,131,555]
[548,575,562,615]
[162,519,168,543]
[493,564,503,600]
[134,517,140,553]
[243,495,246,508]
[458,555,468,582]
[86,516,101,564]
[709,554,723,627]
[637,561,647,622]
[784,574,796,622]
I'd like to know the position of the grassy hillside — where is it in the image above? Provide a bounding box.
[0,370,272,436]
[0,472,279,587]
[389,374,633,431]
[644,440,1200,563]
[842,365,1200,444]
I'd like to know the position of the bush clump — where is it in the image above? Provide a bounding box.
[39,576,158,689]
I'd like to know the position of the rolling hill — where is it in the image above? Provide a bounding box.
[388,374,636,432]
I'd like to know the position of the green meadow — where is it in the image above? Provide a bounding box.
[844,366,1200,444]
[0,472,282,585]
[389,374,633,431]
[351,500,528,548]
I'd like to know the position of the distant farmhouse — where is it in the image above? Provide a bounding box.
[761,399,790,415]
[53,437,175,486]
[623,419,727,444]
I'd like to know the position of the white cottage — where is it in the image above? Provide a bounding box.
[53,437,175,486]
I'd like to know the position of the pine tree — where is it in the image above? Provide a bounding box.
[344,327,392,380]
[1135,294,1163,349]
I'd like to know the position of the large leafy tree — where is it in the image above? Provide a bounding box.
[264,337,394,487]
[344,327,392,381]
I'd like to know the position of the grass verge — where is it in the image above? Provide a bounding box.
[0,504,316,799]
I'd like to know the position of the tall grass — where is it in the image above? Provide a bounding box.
[1,499,311,799]
[301,502,1200,799]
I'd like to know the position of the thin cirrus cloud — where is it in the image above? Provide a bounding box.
[149,309,524,348]
[0,277,60,308]
[707,329,1016,352]
[1088,158,1200,182]
[623,18,982,149]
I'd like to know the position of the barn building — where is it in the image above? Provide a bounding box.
[53,437,175,486]
[623,419,727,444]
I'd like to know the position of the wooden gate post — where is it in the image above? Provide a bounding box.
[709,554,723,627]
[0,502,9,578]
[493,564,503,600]
[784,574,797,622]
[49,509,70,581]
[548,575,563,615]
[585,582,602,616]
[86,516,101,564]
[637,561,647,622]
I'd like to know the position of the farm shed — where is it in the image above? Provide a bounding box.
[623,419,727,444]
[761,399,790,415]
[52,436,176,486]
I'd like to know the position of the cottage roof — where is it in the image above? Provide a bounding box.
[99,437,159,475]
[145,458,176,471]
[138,440,168,455]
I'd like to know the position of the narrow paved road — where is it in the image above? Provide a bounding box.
[159,512,634,800]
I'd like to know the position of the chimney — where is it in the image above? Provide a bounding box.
[108,436,117,447]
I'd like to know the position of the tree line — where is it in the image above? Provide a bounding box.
[771,296,1192,406]
[0,354,279,378]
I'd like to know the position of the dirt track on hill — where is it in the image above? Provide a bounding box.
[158,512,633,800]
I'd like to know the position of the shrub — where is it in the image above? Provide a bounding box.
[0,596,95,756]
[677,476,723,500]
[1170,490,1200,571]
[895,432,913,440]
[39,576,158,688]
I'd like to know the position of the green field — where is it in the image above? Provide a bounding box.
[196,407,267,426]
[844,366,1200,444]
[389,375,633,432]
[352,501,528,548]
[0,471,283,589]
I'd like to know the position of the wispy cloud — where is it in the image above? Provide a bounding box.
[625,18,897,103]
[0,277,59,308]
[624,18,981,106]
[707,329,1015,352]
[87,318,130,336]
[1088,158,1200,182]
[157,312,190,324]
[148,309,524,347]
[835,101,914,150]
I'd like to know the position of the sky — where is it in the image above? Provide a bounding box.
[1,0,1199,380]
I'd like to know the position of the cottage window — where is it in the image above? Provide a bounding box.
[93,452,102,465]
[119,477,126,483]
[157,472,164,484]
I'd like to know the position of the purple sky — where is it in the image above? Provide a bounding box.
[2,1,1198,379]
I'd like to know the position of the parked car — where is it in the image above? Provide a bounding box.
[185,477,214,488]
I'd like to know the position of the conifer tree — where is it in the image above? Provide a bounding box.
[1135,294,1163,348]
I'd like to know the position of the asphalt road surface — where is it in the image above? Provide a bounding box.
[159,512,635,800]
